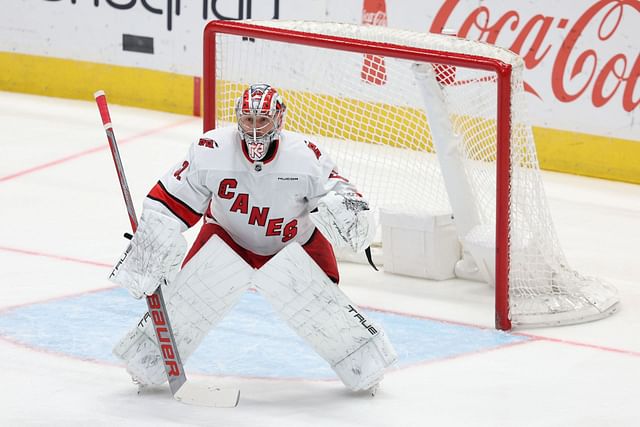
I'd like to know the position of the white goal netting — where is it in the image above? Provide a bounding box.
[205,20,618,329]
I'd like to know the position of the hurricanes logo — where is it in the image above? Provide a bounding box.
[198,138,218,149]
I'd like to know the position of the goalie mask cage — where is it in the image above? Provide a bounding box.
[203,20,618,330]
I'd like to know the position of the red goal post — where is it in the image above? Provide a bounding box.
[202,20,618,331]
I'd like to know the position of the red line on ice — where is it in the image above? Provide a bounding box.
[0,117,196,183]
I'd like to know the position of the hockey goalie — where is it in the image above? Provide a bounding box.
[109,83,397,394]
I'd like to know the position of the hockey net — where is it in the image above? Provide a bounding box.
[203,20,618,330]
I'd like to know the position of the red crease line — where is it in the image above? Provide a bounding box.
[0,245,111,268]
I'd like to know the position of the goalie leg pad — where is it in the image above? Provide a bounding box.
[251,242,397,391]
[113,235,254,385]
[332,329,396,391]
[113,316,168,386]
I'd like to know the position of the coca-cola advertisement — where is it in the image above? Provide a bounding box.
[1,0,637,143]
[423,0,638,140]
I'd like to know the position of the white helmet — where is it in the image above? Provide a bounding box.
[235,84,286,161]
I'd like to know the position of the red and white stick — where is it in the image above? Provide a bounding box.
[94,90,239,407]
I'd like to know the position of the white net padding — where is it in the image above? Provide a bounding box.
[205,20,618,329]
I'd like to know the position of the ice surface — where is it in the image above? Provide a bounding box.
[1,91,638,427]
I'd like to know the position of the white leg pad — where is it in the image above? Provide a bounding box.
[113,235,254,385]
[113,315,168,385]
[251,242,397,391]
[332,329,396,391]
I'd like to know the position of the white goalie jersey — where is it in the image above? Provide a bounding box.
[144,126,358,256]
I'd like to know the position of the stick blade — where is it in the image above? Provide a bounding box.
[174,382,240,408]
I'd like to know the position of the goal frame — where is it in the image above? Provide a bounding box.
[203,20,514,330]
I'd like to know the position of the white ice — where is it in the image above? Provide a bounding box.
[0,91,638,427]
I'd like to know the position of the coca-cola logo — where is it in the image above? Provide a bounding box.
[431,0,639,112]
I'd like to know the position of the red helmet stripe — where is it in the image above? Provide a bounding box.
[241,90,251,113]
[261,88,275,113]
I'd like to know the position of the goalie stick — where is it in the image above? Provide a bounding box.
[94,90,240,408]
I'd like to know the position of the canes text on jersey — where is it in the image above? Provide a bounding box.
[218,178,298,242]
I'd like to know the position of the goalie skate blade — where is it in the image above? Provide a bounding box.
[173,383,240,408]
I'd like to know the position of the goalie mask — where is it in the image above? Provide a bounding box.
[235,84,286,161]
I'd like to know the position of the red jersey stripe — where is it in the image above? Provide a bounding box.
[147,181,202,228]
